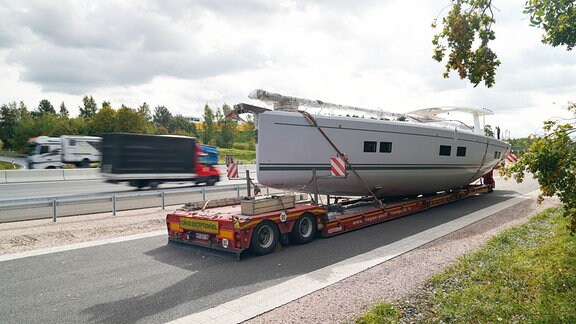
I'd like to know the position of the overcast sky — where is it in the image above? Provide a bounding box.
[1,0,574,138]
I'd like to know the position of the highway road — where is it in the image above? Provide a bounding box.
[0,170,257,202]
[0,176,539,323]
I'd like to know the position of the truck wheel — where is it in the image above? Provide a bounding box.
[290,213,317,244]
[81,159,90,168]
[129,180,146,189]
[206,177,217,186]
[249,221,279,255]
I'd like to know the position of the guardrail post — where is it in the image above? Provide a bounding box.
[236,185,240,198]
[161,191,165,210]
[202,188,206,201]
[52,199,57,222]
[112,195,116,216]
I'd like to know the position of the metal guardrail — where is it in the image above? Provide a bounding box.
[0,164,256,184]
[0,183,280,223]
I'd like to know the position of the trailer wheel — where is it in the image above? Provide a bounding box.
[290,213,317,244]
[249,221,279,255]
[80,158,90,168]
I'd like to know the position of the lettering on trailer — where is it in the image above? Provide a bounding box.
[179,218,219,234]
[330,156,346,177]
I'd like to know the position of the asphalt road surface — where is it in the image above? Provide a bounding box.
[0,176,539,323]
[0,175,255,202]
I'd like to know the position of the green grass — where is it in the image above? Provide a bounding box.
[218,148,255,164]
[0,161,19,170]
[357,207,576,323]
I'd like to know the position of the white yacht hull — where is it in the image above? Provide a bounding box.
[256,110,510,197]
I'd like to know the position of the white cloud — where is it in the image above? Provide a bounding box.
[0,0,575,137]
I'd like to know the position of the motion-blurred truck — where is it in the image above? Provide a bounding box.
[27,135,101,169]
[101,133,220,189]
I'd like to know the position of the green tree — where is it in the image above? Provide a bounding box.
[59,101,69,118]
[18,101,30,120]
[202,104,215,145]
[91,104,117,135]
[525,0,576,50]
[216,104,236,148]
[79,95,98,119]
[484,124,494,137]
[504,103,576,235]
[153,105,172,129]
[138,102,152,122]
[433,0,576,87]
[169,115,197,136]
[116,105,149,133]
[36,99,57,116]
[0,102,19,146]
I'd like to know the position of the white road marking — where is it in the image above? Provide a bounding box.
[0,230,166,262]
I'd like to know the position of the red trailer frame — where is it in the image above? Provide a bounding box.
[166,180,494,259]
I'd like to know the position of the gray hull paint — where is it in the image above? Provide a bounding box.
[256,111,510,196]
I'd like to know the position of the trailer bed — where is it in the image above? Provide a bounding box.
[166,184,493,259]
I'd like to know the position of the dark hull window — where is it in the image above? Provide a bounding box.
[380,142,392,153]
[457,146,467,157]
[439,145,451,156]
[364,141,377,152]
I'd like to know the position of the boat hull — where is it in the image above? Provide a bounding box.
[256,111,510,197]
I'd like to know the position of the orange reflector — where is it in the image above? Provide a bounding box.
[169,222,182,232]
[217,229,234,240]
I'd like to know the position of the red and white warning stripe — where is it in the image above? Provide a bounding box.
[506,154,518,163]
[330,156,346,177]
[227,162,238,179]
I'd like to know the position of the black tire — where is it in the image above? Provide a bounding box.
[290,213,317,244]
[249,221,279,255]
[80,159,90,168]
[206,177,217,186]
[129,180,146,189]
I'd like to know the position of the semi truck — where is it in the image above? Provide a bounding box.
[26,135,101,169]
[101,133,220,189]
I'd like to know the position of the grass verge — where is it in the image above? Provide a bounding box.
[218,148,255,164]
[357,207,576,323]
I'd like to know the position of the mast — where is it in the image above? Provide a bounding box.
[248,89,406,120]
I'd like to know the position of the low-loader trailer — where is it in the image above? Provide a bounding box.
[166,172,496,259]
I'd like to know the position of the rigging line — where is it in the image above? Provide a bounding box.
[299,111,383,206]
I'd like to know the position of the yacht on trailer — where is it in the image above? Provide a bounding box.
[234,89,511,197]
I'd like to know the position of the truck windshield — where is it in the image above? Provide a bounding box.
[27,144,39,156]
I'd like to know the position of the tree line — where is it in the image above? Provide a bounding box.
[0,95,255,152]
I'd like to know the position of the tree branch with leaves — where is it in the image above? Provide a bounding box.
[433,0,576,87]
[503,103,576,235]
